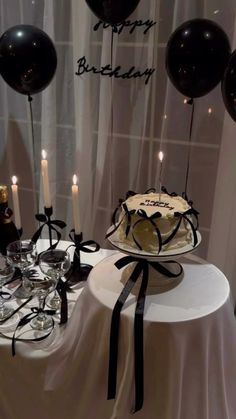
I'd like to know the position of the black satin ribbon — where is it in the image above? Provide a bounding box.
[68,230,100,254]
[107,256,183,413]
[0,292,56,356]
[105,189,157,240]
[31,213,66,250]
[11,305,55,356]
[65,231,100,283]
[132,209,162,252]
[56,278,68,325]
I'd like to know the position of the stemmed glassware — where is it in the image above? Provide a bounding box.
[38,249,71,310]
[22,275,57,330]
[6,240,37,299]
[0,255,15,320]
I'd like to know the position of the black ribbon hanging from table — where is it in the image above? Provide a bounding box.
[56,278,69,324]
[107,255,183,413]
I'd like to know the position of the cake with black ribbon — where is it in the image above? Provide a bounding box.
[107,188,199,254]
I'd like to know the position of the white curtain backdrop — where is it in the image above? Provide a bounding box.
[0,0,236,294]
[208,14,236,301]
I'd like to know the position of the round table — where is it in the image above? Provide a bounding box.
[0,243,235,419]
[46,251,235,419]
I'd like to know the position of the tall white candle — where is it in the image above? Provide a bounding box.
[72,175,80,234]
[158,151,164,201]
[41,150,52,208]
[11,176,21,230]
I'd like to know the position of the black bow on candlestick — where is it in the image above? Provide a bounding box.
[66,230,100,283]
[31,207,66,250]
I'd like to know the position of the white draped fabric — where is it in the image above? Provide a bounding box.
[0,244,235,419]
[208,16,236,301]
[0,1,236,291]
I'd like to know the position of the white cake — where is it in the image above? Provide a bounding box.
[115,192,198,253]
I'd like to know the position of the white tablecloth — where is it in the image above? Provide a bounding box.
[0,241,236,419]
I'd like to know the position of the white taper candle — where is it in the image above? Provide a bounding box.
[41,150,52,208]
[11,176,21,230]
[72,174,80,234]
[158,151,164,201]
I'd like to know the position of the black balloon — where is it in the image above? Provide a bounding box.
[85,0,140,25]
[0,25,57,95]
[166,19,231,98]
[222,50,236,122]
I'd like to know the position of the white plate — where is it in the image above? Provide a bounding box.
[106,226,201,261]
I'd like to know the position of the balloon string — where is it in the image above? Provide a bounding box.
[28,95,39,213]
[110,30,114,209]
[184,98,195,197]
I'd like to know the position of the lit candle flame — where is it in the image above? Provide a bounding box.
[12,175,18,185]
[73,174,78,185]
[158,151,164,163]
[41,149,47,160]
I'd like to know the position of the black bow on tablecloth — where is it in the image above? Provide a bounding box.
[107,255,183,413]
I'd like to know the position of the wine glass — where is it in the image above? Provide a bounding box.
[0,255,15,320]
[23,275,57,330]
[38,249,71,310]
[6,240,37,298]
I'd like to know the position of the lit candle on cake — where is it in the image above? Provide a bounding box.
[72,174,80,234]
[41,150,52,208]
[11,176,21,230]
[158,151,164,201]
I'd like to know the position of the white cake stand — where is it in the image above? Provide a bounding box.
[106,227,202,294]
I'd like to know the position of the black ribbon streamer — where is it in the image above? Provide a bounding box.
[11,305,55,356]
[56,278,69,325]
[31,211,66,250]
[28,95,39,213]
[184,98,195,197]
[65,230,100,283]
[107,256,183,413]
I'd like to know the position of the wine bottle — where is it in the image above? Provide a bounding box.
[0,185,19,255]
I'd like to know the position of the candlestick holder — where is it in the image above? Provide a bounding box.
[66,230,100,284]
[31,206,66,250]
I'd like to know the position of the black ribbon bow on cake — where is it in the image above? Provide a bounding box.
[107,255,183,413]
